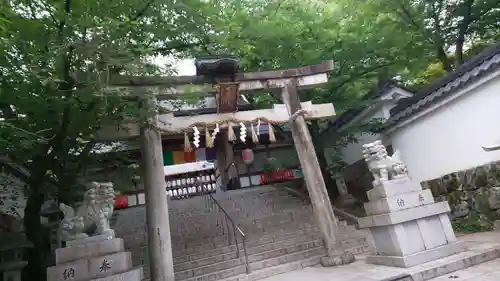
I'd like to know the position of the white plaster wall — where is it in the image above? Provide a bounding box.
[339,109,386,165]
[389,72,500,183]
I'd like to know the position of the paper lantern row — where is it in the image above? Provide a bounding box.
[167,184,217,199]
[166,175,215,188]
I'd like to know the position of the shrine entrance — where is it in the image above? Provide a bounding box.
[98,58,350,281]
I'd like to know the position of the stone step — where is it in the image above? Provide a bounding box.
[116,205,314,236]
[172,201,311,221]
[171,234,372,274]
[170,202,311,224]
[129,225,321,262]
[119,185,374,281]
[172,222,320,251]
[177,246,326,281]
[123,219,358,255]
[168,197,309,218]
[168,207,314,235]
[170,220,355,250]
[174,226,321,260]
[167,189,295,213]
[208,186,288,200]
[215,255,322,281]
[172,232,323,271]
[169,213,318,242]
[174,239,324,280]
[119,217,351,250]
[131,227,370,269]
[215,243,374,281]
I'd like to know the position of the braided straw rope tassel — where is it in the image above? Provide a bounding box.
[268,123,276,143]
[183,131,193,152]
[251,123,259,143]
[227,122,236,142]
[205,126,214,148]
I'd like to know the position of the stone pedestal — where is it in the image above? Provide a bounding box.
[359,177,466,268]
[47,233,143,281]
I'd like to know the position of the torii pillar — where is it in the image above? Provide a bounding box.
[139,97,175,281]
[281,81,353,266]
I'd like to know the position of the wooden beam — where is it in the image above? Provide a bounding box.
[108,61,334,87]
[105,72,328,100]
[95,101,336,140]
[172,104,253,117]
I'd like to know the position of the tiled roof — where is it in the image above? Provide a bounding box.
[320,80,411,135]
[388,42,500,124]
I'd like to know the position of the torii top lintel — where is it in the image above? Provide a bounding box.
[107,60,334,99]
[96,61,337,139]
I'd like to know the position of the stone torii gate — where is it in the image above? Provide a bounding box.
[99,60,352,281]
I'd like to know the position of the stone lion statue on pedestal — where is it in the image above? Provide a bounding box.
[59,182,116,242]
[362,140,408,187]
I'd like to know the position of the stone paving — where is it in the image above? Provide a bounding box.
[257,231,500,281]
[430,258,500,281]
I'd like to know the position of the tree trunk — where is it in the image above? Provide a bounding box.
[22,189,48,281]
[22,152,52,281]
[436,46,453,72]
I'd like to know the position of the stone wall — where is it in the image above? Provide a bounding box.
[421,161,500,230]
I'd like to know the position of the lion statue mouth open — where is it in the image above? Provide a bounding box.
[362,140,408,187]
[59,182,116,242]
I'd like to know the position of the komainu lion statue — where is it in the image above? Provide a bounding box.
[59,182,116,242]
[362,140,408,187]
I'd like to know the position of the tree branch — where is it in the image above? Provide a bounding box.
[455,0,475,66]
[394,1,452,71]
[130,0,157,21]
[152,39,212,54]
[429,5,453,71]
[334,62,394,90]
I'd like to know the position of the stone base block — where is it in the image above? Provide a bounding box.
[367,177,422,201]
[364,189,434,216]
[90,267,143,281]
[359,201,450,228]
[47,251,131,281]
[66,230,115,247]
[366,241,467,268]
[56,238,124,264]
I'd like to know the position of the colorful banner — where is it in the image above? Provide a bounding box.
[172,151,186,164]
[163,151,173,165]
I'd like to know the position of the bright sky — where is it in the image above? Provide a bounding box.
[173,58,196,76]
[153,55,196,76]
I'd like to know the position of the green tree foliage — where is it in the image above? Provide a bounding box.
[191,0,430,184]
[364,0,500,72]
[0,0,498,278]
[190,0,498,184]
[195,0,429,106]
[0,0,212,279]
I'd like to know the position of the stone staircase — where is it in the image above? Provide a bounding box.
[113,185,374,281]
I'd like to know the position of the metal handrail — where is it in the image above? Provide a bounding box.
[199,161,250,273]
[201,182,250,274]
